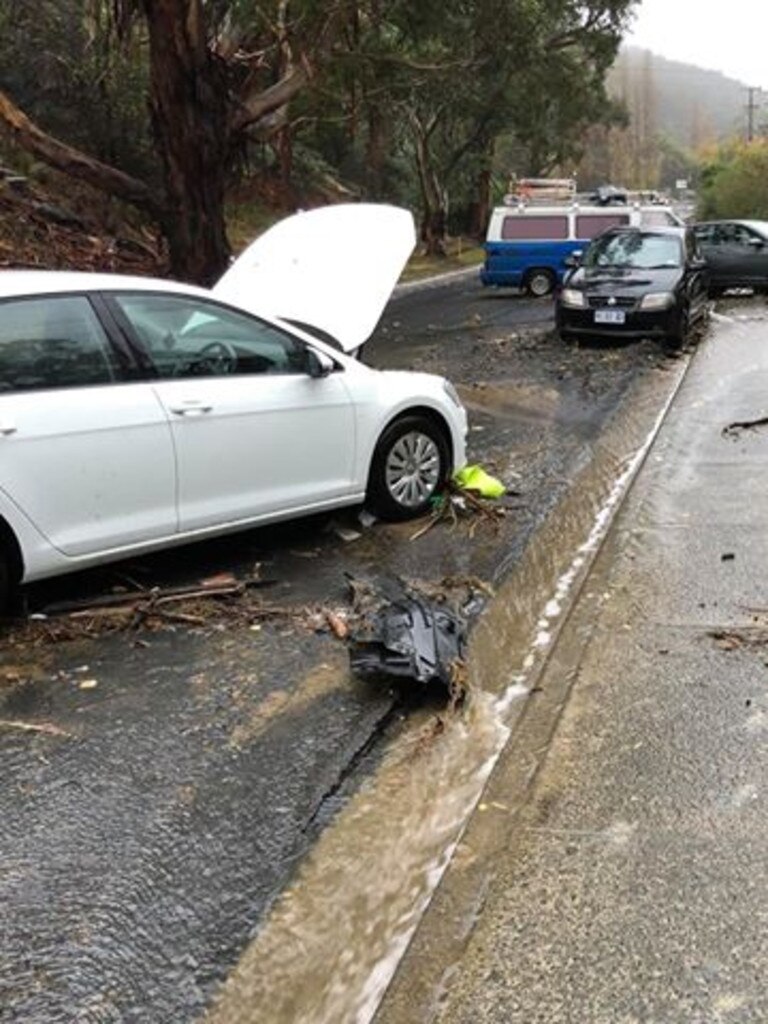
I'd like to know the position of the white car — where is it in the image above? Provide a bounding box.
[0,204,467,610]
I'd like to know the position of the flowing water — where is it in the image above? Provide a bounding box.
[204,359,690,1024]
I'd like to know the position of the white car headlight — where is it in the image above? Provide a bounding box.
[443,379,463,409]
[560,288,586,308]
[639,292,675,310]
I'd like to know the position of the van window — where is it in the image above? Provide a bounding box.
[501,215,568,241]
[575,213,630,238]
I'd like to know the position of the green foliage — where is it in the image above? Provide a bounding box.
[698,142,768,220]
[0,0,640,244]
[0,0,155,181]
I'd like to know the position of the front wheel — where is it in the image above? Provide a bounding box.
[665,309,689,351]
[366,415,450,521]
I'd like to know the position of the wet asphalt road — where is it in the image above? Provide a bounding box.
[378,297,768,1023]
[0,273,675,1022]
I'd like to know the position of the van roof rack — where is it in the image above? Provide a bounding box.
[503,178,671,209]
[506,177,577,203]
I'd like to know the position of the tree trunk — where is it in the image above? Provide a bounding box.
[141,0,230,285]
[420,207,447,256]
[468,152,493,240]
[365,102,389,196]
[411,113,447,257]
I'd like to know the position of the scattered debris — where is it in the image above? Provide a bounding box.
[200,572,239,589]
[453,464,507,499]
[325,611,349,640]
[0,718,71,737]
[709,627,768,651]
[410,480,518,542]
[722,416,768,440]
[347,576,468,693]
[330,524,362,543]
[721,553,735,562]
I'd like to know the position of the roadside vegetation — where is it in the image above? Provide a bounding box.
[697,141,768,221]
[0,0,638,283]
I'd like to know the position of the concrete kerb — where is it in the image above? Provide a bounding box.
[394,265,479,297]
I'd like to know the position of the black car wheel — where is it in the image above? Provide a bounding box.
[525,269,556,298]
[666,308,690,351]
[366,415,450,521]
[0,546,11,617]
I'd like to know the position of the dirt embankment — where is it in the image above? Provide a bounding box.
[0,162,164,275]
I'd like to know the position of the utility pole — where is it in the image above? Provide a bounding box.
[746,87,760,142]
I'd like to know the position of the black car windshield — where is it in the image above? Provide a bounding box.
[585,233,683,270]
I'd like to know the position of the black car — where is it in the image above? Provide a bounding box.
[556,226,709,349]
[693,220,768,295]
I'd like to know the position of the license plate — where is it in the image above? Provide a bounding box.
[594,309,625,325]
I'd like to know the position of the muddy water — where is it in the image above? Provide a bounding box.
[204,361,689,1024]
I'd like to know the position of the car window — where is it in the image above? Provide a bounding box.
[112,293,309,379]
[585,233,683,269]
[694,225,716,245]
[0,295,118,393]
[737,225,765,246]
[501,215,568,240]
[713,223,754,246]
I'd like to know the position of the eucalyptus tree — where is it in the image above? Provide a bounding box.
[0,0,344,283]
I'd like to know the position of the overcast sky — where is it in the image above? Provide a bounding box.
[628,0,768,90]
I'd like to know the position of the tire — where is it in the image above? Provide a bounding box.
[665,308,689,352]
[0,546,11,618]
[366,415,450,521]
[525,269,556,298]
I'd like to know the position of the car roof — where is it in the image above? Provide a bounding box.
[598,225,687,238]
[0,270,210,301]
[696,219,768,233]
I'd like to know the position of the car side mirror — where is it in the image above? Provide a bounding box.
[748,237,766,249]
[565,250,583,268]
[688,256,707,270]
[305,349,335,378]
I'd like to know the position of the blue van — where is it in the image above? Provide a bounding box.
[481,202,683,296]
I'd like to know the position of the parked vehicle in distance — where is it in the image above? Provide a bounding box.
[693,220,768,295]
[0,205,468,611]
[481,186,683,296]
[555,226,709,348]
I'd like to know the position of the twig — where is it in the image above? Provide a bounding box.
[409,512,441,542]
[0,718,71,737]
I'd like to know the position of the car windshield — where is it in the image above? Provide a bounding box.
[585,233,682,270]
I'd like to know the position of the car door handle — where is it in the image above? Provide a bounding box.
[168,403,213,416]
[0,420,17,436]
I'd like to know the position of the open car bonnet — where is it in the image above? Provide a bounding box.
[212,204,416,353]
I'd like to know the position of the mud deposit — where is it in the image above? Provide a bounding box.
[0,282,680,1022]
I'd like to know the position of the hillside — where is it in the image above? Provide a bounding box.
[612,47,748,148]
